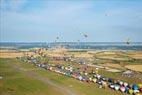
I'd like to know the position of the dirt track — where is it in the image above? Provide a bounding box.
[11,63,78,95]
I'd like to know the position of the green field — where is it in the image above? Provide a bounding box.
[0,58,127,95]
[0,58,65,95]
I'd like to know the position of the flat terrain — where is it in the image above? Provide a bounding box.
[0,49,33,58]
[0,49,142,95]
[125,65,142,72]
[0,58,127,95]
[0,58,66,95]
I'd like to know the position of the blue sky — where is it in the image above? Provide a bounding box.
[0,0,142,42]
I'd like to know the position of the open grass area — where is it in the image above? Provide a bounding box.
[0,58,64,95]
[0,58,129,95]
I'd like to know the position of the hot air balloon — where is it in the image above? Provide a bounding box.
[124,82,128,87]
[114,84,120,91]
[92,78,97,83]
[132,84,139,90]
[129,89,134,95]
[126,38,131,45]
[80,33,88,38]
[84,34,88,38]
[110,84,115,89]
[120,86,126,92]
[56,36,59,40]
[105,13,108,16]
[55,36,59,42]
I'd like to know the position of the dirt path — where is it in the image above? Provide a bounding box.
[11,63,78,95]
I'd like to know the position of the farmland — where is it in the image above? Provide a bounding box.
[0,48,142,95]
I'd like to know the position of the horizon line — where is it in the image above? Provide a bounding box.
[0,41,142,43]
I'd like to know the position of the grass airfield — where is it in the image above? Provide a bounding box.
[0,48,142,95]
[0,58,65,95]
[0,58,127,95]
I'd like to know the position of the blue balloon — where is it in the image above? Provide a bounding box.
[132,84,138,90]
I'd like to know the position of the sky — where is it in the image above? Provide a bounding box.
[0,0,142,42]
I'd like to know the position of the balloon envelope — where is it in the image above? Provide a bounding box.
[132,84,139,90]
[110,84,115,89]
[129,89,134,95]
[114,85,120,90]
[124,82,128,87]
[120,86,125,92]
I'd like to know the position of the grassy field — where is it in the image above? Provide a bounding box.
[0,58,128,95]
[0,58,65,95]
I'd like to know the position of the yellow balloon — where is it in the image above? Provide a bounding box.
[129,89,134,95]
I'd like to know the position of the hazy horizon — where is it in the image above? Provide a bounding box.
[0,41,142,43]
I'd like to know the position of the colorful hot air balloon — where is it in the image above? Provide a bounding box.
[120,86,126,92]
[129,89,134,95]
[132,84,139,90]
